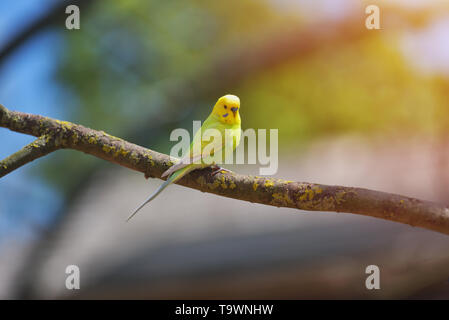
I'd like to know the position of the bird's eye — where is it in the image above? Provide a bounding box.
[224,105,227,109]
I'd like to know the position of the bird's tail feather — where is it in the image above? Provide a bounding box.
[126,166,193,222]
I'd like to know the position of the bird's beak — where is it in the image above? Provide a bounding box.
[231,107,238,117]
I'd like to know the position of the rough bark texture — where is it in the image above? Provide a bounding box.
[2,104,449,235]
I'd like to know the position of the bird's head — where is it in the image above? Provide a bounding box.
[212,94,241,125]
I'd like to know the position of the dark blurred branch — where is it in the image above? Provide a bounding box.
[0,134,57,177]
[2,104,449,236]
[0,0,94,68]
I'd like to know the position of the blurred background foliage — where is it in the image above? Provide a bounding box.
[35,0,447,194]
[45,0,301,192]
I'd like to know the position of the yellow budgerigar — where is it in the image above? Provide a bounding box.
[127,94,241,221]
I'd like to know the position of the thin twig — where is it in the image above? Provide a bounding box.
[0,134,59,177]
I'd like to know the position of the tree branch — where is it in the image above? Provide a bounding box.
[0,134,58,177]
[2,104,449,235]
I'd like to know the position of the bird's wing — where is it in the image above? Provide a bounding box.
[161,139,224,178]
[161,119,227,178]
[161,153,203,178]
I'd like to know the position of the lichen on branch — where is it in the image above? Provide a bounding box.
[1,104,449,236]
